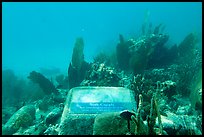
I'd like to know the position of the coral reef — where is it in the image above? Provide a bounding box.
[80,63,121,86]
[116,22,182,74]
[128,33,169,74]
[2,15,202,135]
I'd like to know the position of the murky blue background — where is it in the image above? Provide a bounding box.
[2,2,202,77]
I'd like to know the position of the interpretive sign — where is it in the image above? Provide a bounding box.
[59,86,137,135]
[67,87,137,114]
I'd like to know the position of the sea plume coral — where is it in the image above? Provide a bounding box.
[68,37,91,89]
[27,71,58,95]
[71,37,84,70]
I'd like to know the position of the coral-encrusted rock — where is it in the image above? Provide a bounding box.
[2,106,17,124]
[159,80,176,98]
[128,34,169,74]
[93,112,135,135]
[176,105,192,115]
[58,114,96,135]
[80,63,121,86]
[45,108,63,126]
[156,111,202,135]
[13,121,47,135]
[2,105,36,135]
[44,124,59,135]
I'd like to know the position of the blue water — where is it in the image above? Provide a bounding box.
[2,2,202,77]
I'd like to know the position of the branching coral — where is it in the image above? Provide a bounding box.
[131,94,148,135]
[147,89,163,135]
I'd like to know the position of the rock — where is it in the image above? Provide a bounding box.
[45,108,63,126]
[44,124,59,135]
[155,115,175,134]
[2,105,36,135]
[155,112,202,135]
[93,112,135,135]
[160,80,177,98]
[38,100,49,111]
[2,106,17,124]
[58,114,96,135]
[176,105,191,115]
[22,121,47,135]
[52,94,66,104]
[80,63,121,86]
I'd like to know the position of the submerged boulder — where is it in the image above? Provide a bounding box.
[128,34,169,74]
[2,105,36,135]
[45,108,63,126]
[93,112,135,135]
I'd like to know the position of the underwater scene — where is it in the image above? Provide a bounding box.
[2,2,202,135]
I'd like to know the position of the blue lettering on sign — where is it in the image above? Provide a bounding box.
[70,102,133,114]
